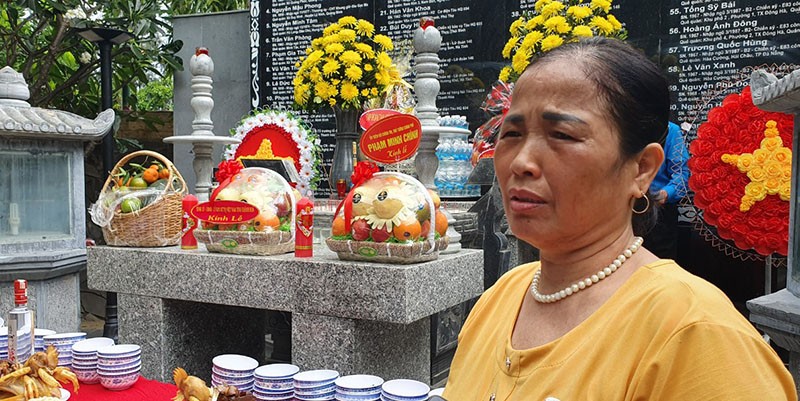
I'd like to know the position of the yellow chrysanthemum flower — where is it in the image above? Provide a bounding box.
[572,25,593,38]
[376,52,392,69]
[511,47,532,73]
[540,34,564,52]
[322,34,340,46]
[498,66,512,82]
[325,43,345,54]
[323,23,340,36]
[534,0,550,12]
[338,29,357,42]
[341,82,359,101]
[544,16,567,32]
[376,70,392,86]
[502,36,519,58]
[361,89,370,96]
[322,60,340,76]
[355,43,375,58]
[339,50,363,66]
[356,19,375,37]
[567,5,593,20]
[541,1,565,18]
[315,81,332,99]
[329,98,337,106]
[509,17,525,36]
[345,65,363,81]
[522,31,544,48]
[590,16,614,34]
[309,68,322,83]
[294,83,309,105]
[338,16,357,26]
[607,14,622,31]
[292,75,304,87]
[307,50,324,64]
[590,0,611,13]
[371,87,379,96]
[311,38,323,48]
[373,34,394,51]
[364,64,374,72]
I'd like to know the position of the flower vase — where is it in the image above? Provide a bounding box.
[330,106,362,191]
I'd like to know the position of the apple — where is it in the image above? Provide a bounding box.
[420,220,431,238]
[371,226,392,242]
[351,219,371,241]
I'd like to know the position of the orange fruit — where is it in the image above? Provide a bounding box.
[332,216,347,237]
[435,210,448,237]
[253,213,280,231]
[393,220,421,242]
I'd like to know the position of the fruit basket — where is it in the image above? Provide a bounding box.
[91,150,186,247]
[325,172,448,264]
[194,167,297,255]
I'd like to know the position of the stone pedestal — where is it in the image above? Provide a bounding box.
[746,67,800,396]
[87,246,482,383]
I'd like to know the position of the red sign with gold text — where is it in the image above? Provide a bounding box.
[191,200,259,224]
[360,114,421,164]
[359,108,402,131]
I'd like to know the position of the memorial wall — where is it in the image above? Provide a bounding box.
[249,0,800,195]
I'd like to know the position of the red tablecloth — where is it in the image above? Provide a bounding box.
[62,376,176,401]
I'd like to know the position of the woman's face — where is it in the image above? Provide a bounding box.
[495,59,641,252]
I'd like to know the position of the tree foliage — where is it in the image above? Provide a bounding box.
[0,0,246,116]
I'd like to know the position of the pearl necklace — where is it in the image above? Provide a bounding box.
[530,237,643,303]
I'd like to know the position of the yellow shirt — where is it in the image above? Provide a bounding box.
[443,260,796,401]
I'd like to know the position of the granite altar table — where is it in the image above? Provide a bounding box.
[87,246,483,384]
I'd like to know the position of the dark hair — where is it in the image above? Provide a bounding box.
[525,37,670,234]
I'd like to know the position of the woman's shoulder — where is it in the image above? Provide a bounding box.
[629,260,757,332]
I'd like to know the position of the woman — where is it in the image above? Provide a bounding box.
[443,37,796,400]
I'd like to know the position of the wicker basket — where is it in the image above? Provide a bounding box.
[98,150,186,247]
[194,229,294,255]
[325,237,449,264]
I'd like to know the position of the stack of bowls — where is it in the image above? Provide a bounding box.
[294,369,339,401]
[71,337,115,384]
[253,363,299,401]
[42,332,87,367]
[15,329,33,362]
[427,388,445,398]
[334,375,383,401]
[0,328,8,359]
[34,329,57,353]
[212,354,259,392]
[97,344,141,391]
[380,380,429,401]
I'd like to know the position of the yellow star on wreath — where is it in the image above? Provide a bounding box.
[721,120,792,212]
[238,139,294,164]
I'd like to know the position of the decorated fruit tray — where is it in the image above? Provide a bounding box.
[325,236,448,264]
[194,229,293,256]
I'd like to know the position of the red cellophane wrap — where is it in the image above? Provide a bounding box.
[472,80,514,165]
[215,159,243,184]
[182,194,198,249]
[295,197,313,257]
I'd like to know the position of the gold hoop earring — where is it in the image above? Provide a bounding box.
[632,192,650,215]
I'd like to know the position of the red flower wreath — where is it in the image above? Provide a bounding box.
[688,86,794,256]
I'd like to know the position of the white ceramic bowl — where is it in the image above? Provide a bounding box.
[98,360,141,372]
[98,344,140,357]
[296,382,335,396]
[72,366,100,384]
[72,337,115,354]
[213,354,259,373]
[335,375,383,393]
[43,332,87,345]
[255,363,300,379]
[212,365,255,379]
[381,379,429,398]
[294,370,340,388]
[255,377,294,392]
[99,370,140,391]
[253,388,294,400]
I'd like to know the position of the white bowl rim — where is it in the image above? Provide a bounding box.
[35,329,58,337]
[212,354,259,371]
[255,363,300,379]
[294,369,340,384]
[72,337,115,353]
[335,374,384,390]
[42,332,86,340]
[381,379,430,397]
[97,344,141,355]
